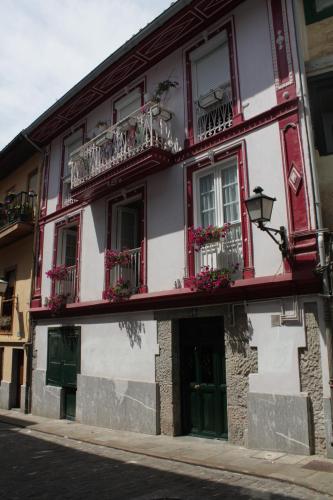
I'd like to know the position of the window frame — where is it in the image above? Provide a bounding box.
[0,267,16,334]
[304,0,333,24]
[185,20,242,146]
[308,71,333,156]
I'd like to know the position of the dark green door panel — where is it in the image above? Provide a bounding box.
[64,388,76,420]
[180,317,228,439]
[47,327,80,388]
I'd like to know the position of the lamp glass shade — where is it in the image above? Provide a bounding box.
[0,279,8,295]
[245,188,276,224]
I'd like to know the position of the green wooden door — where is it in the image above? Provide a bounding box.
[47,327,80,419]
[181,317,227,439]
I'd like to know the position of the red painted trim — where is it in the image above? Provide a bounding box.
[112,81,145,123]
[105,186,147,295]
[176,97,299,163]
[279,114,310,234]
[185,142,254,280]
[30,269,321,319]
[51,213,81,300]
[31,223,45,307]
[185,19,242,146]
[40,148,50,218]
[57,123,86,211]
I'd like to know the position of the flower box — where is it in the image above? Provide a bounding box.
[46,265,68,281]
[103,279,132,302]
[190,224,230,251]
[188,264,239,292]
[105,249,131,270]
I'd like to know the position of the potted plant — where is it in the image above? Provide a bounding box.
[190,223,230,251]
[46,265,68,281]
[47,294,67,314]
[0,316,12,330]
[189,264,239,292]
[105,249,131,269]
[103,278,132,302]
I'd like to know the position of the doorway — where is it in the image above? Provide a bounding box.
[180,317,227,439]
[12,349,24,409]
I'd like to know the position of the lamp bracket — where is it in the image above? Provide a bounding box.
[257,223,290,258]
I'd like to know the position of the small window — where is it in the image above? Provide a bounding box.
[114,88,142,122]
[308,73,333,155]
[0,348,3,382]
[28,170,38,195]
[62,130,83,206]
[0,269,16,332]
[54,224,78,302]
[304,0,333,24]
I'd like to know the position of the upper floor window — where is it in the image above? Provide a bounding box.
[304,0,333,24]
[0,269,16,333]
[114,87,142,123]
[53,222,79,303]
[62,130,83,207]
[190,31,233,142]
[194,161,242,274]
[308,72,333,155]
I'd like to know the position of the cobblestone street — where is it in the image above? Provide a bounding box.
[0,420,330,500]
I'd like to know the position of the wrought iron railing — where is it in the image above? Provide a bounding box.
[0,192,36,230]
[54,265,77,303]
[195,223,243,277]
[195,85,233,141]
[108,247,141,293]
[70,102,179,189]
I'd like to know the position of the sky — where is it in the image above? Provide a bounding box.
[0,0,172,149]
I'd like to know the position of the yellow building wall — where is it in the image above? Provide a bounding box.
[306,17,333,61]
[0,153,41,200]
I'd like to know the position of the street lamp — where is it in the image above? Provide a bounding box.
[245,186,289,258]
[0,278,8,296]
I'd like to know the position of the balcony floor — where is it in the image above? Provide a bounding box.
[71,146,174,203]
[0,222,34,247]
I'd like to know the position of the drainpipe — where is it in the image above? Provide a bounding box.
[21,133,44,413]
[292,0,333,442]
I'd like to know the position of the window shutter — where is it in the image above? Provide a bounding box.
[199,173,216,227]
[47,329,63,386]
[114,89,142,121]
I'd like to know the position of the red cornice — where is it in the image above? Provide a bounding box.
[30,270,320,319]
[28,0,245,146]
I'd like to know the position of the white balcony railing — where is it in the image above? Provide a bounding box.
[195,223,243,277]
[195,85,233,141]
[54,265,77,303]
[109,247,141,293]
[70,103,179,189]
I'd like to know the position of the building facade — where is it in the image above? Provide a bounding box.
[0,136,42,412]
[25,0,332,456]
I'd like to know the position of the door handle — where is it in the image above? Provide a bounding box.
[194,384,200,389]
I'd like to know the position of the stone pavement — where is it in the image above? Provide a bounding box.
[0,409,333,498]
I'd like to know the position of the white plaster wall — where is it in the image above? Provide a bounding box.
[248,298,306,395]
[40,221,55,303]
[147,164,185,292]
[80,201,106,302]
[35,312,158,383]
[245,123,288,277]
[235,0,277,119]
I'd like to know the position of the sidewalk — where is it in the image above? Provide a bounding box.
[1,409,333,497]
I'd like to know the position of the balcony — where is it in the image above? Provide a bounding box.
[106,247,142,294]
[0,192,36,247]
[195,85,233,142]
[70,103,179,202]
[54,265,77,304]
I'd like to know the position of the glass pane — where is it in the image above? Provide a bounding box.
[222,165,239,223]
[199,174,216,227]
[195,40,230,97]
[315,0,333,12]
[63,229,77,267]
[28,171,38,194]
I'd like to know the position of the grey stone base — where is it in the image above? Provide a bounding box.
[76,374,159,435]
[31,370,63,419]
[323,398,333,459]
[0,381,12,410]
[248,393,311,455]
[20,385,26,413]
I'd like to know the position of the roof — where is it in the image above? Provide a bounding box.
[1,0,241,158]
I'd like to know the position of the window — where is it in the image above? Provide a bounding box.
[27,169,38,194]
[190,31,233,141]
[107,195,144,294]
[54,224,79,303]
[0,269,16,332]
[308,73,333,155]
[0,348,3,382]
[194,161,242,273]
[114,87,142,122]
[62,130,83,206]
[304,0,333,24]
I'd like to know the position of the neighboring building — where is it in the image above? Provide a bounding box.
[24,0,331,456]
[0,134,42,412]
[295,0,333,459]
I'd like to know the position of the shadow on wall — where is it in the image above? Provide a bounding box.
[119,320,145,348]
[225,306,254,355]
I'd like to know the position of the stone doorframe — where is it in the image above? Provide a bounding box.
[155,304,257,445]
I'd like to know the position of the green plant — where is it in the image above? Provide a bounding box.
[152,80,178,103]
